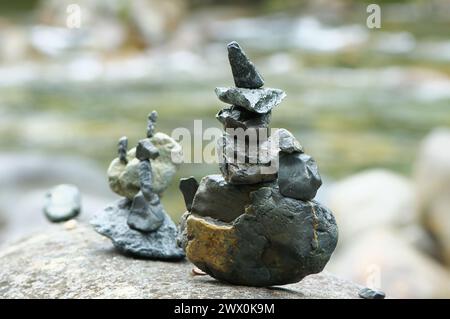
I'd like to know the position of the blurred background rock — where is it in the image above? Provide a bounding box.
[0,0,449,298]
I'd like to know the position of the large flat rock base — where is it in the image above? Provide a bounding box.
[0,223,361,298]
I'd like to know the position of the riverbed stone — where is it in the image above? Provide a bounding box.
[227,41,264,89]
[181,186,338,286]
[0,224,361,298]
[91,199,184,260]
[278,152,322,200]
[215,87,286,114]
[43,184,81,222]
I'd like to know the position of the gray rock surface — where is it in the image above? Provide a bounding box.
[215,87,286,114]
[358,287,386,299]
[0,223,361,298]
[278,152,322,200]
[43,184,81,223]
[217,105,271,129]
[91,199,184,260]
[136,139,159,161]
[274,128,303,154]
[227,41,264,89]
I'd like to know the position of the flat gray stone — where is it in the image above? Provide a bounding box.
[215,87,286,114]
[278,152,322,201]
[227,41,264,89]
[217,105,272,129]
[136,139,159,161]
[0,223,361,298]
[43,184,81,223]
[91,199,184,260]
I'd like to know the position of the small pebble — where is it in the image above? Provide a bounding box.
[64,219,78,230]
[359,287,386,299]
[192,267,207,276]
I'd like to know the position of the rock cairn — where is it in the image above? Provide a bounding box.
[91,111,184,260]
[178,42,338,286]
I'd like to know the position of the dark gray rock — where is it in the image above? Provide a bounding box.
[127,192,164,233]
[359,287,386,299]
[91,199,184,260]
[179,177,199,211]
[182,186,338,286]
[215,87,286,114]
[191,174,271,222]
[217,105,271,129]
[278,152,322,200]
[138,160,153,200]
[146,111,158,138]
[43,184,81,222]
[227,41,264,89]
[118,136,128,164]
[136,139,159,161]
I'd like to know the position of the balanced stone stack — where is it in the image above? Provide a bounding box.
[91,111,185,260]
[179,42,338,286]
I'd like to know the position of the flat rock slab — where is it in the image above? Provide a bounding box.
[0,224,361,298]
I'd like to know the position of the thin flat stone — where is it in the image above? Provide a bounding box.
[216,105,272,129]
[118,136,128,164]
[215,87,286,114]
[227,41,264,89]
[179,177,199,211]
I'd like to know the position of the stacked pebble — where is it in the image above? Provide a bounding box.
[91,112,185,260]
[178,42,338,286]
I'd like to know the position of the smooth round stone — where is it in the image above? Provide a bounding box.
[278,152,322,201]
[107,132,182,199]
[91,199,184,260]
[180,186,338,286]
[43,184,81,223]
[358,287,386,299]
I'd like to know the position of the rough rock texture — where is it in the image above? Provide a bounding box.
[215,87,286,114]
[91,199,184,260]
[227,41,264,89]
[415,128,450,266]
[191,175,272,222]
[127,194,164,233]
[278,152,322,201]
[181,186,338,286]
[0,224,360,298]
[108,132,182,199]
[43,184,81,222]
[217,105,272,129]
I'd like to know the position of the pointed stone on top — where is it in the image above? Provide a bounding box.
[228,41,264,89]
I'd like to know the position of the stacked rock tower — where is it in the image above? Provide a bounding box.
[92,112,185,260]
[179,42,338,286]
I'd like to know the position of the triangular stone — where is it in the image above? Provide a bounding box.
[228,41,264,89]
